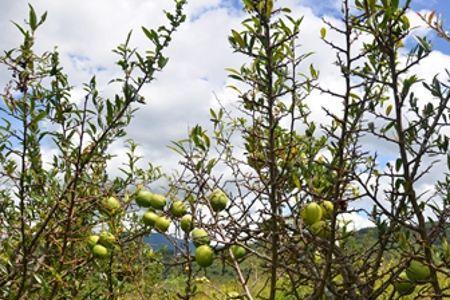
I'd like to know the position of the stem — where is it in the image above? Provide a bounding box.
[261,8,279,300]
[388,34,442,299]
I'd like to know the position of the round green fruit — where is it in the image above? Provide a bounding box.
[155,216,171,232]
[142,211,159,226]
[180,214,194,232]
[102,196,121,213]
[135,190,153,207]
[149,194,167,210]
[301,202,323,226]
[309,221,329,239]
[195,245,214,268]
[87,235,99,249]
[170,200,187,218]
[209,189,229,212]
[92,244,109,259]
[406,260,430,282]
[321,200,334,219]
[98,231,116,248]
[394,272,415,295]
[191,228,210,247]
[231,245,246,260]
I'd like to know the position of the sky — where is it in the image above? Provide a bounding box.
[0,0,449,229]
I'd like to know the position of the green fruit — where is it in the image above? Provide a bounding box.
[92,244,109,258]
[135,190,153,207]
[87,235,99,249]
[142,211,159,226]
[102,196,121,213]
[209,189,229,212]
[406,260,430,282]
[191,228,210,247]
[180,214,194,232]
[321,200,334,219]
[301,202,323,225]
[394,272,415,295]
[170,200,187,218]
[195,245,214,268]
[231,245,246,259]
[309,221,329,238]
[98,232,116,248]
[155,216,171,232]
[150,194,167,210]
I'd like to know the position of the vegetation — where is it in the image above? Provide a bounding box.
[0,0,449,299]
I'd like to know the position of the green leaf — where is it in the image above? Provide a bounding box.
[231,30,245,48]
[28,4,37,31]
[385,104,393,116]
[142,26,159,45]
[158,56,169,69]
[320,27,327,39]
[265,0,274,18]
[395,158,402,172]
[309,64,318,79]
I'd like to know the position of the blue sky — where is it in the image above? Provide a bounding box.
[225,0,450,54]
[411,0,450,54]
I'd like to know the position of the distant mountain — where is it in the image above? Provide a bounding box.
[144,233,193,252]
[145,225,449,253]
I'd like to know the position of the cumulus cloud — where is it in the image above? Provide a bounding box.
[1,0,449,229]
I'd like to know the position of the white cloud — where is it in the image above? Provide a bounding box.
[339,212,375,231]
[1,0,449,230]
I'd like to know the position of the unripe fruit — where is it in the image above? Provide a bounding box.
[102,196,121,214]
[321,200,333,219]
[309,221,329,239]
[209,189,229,212]
[98,232,116,248]
[195,245,214,268]
[135,190,153,207]
[150,194,167,210]
[92,244,109,258]
[170,200,187,218]
[155,216,171,232]
[301,202,323,225]
[394,272,415,295]
[180,214,194,232]
[406,260,430,282]
[87,235,99,249]
[142,211,159,226]
[231,245,246,260]
[191,228,210,247]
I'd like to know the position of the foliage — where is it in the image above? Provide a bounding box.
[166,0,450,299]
[1,0,450,299]
[0,1,186,299]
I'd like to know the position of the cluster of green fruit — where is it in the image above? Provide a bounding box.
[394,260,431,296]
[85,196,122,259]
[188,189,233,268]
[87,231,116,259]
[135,188,244,268]
[300,201,334,238]
[135,190,173,232]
